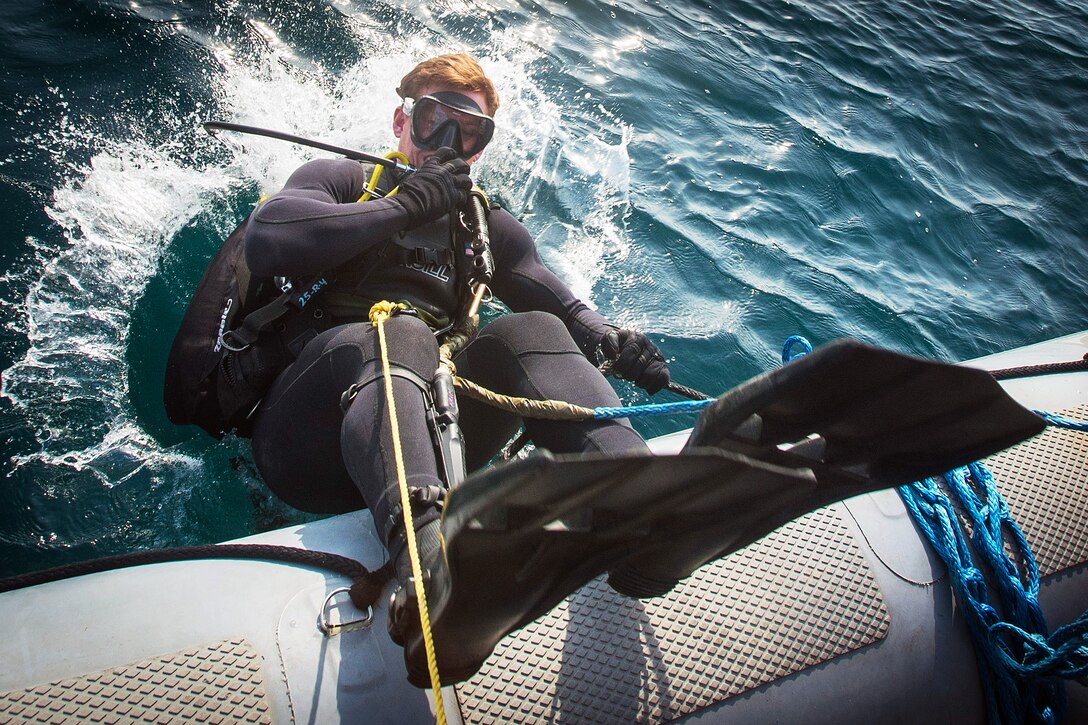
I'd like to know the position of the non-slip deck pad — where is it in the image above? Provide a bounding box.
[455,506,890,723]
[408,447,899,686]
[0,638,272,724]
[983,404,1088,578]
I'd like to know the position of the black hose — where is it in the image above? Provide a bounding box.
[204,121,413,172]
[0,544,393,609]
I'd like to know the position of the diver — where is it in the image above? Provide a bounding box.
[226,54,668,677]
[164,54,1049,690]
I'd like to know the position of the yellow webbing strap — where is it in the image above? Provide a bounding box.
[359,151,410,202]
[368,301,446,724]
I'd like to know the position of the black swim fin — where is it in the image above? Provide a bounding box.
[391,448,820,686]
[391,338,1045,686]
[682,338,1044,483]
[607,339,1046,597]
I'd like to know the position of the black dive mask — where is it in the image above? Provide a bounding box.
[403,91,495,159]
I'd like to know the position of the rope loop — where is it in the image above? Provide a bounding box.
[781,335,813,363]
[369,300,408,326]
[899,463,1081,724]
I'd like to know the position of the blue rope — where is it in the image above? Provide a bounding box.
[991,613,1088,683]
[899,465,1075,724]
[593,398,713,420]
[781,335,813,363]
[592,334,814,419]
[1033,410,1088,432]
[591,334,1088,433]
[782,335,1085,723]
[588,398,1088,428]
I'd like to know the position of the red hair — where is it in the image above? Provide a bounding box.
[397,53,500,116]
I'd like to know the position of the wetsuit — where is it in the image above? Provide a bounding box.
[243,158,646,550]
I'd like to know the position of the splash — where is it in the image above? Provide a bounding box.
[0,5,634,533]
[3,140,227,477]
[201,18,633,302]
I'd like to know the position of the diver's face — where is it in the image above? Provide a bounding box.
[393,86,492,168]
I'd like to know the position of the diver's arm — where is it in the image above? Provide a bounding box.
[244,158,411,277]
[488,208,614,359]
[490,209,671,392]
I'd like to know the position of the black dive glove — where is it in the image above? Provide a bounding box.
[600,329,671,395]
[395,147,473,229]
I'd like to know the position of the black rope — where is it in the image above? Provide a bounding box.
[990,354,1088,381]
[598,359,713,402]
[0,544,394,609]
[666,381,711,401]
[656,353,1088,394]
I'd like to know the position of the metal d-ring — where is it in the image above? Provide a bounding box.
[318,587,374,636]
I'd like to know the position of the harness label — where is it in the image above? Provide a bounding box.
[297,278,329,308]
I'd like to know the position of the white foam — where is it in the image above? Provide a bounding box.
[1,12,635,498]
[3,141,227,477]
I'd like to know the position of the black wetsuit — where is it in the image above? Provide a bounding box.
[244,158,646,543]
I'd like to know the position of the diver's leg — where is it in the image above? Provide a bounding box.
[455,310,647,468]
[338,317,446,577]
[250,323,365,514]
[391,313,649,686]
[251,316,445,576]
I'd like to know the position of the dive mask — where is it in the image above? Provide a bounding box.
[403,91,495,159]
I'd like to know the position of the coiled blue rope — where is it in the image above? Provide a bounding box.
[781,335,1087,724]
[898,466,1075,724]
[595,335,1088,721]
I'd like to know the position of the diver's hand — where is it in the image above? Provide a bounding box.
[600,329,670,394]
[394,147,472,229]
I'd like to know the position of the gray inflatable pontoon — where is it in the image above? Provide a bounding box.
[1,331,1086,723]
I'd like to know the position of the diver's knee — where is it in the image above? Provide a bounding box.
[483,311,576,351]
[324,315,433,347]
[487,310,565,334]
[383,313,436,342]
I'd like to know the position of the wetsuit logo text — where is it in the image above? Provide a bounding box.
[406,261,452,282]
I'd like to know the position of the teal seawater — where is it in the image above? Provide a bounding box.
[1,0,1085,578]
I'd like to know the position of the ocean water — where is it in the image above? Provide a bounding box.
[1,0,1085,579]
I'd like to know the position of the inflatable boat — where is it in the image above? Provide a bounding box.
[1,331,1085,723]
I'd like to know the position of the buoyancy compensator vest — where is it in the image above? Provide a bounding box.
[163,168,493,440]
[331,214,461,329]
[162,215,316,438]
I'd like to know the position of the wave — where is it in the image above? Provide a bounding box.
[0,1,636,560]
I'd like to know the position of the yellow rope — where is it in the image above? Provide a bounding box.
[358,151,410,202]
[368,301,446,724]
[451,376,597,420]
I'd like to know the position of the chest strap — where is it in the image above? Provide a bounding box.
[393,246,455,268]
